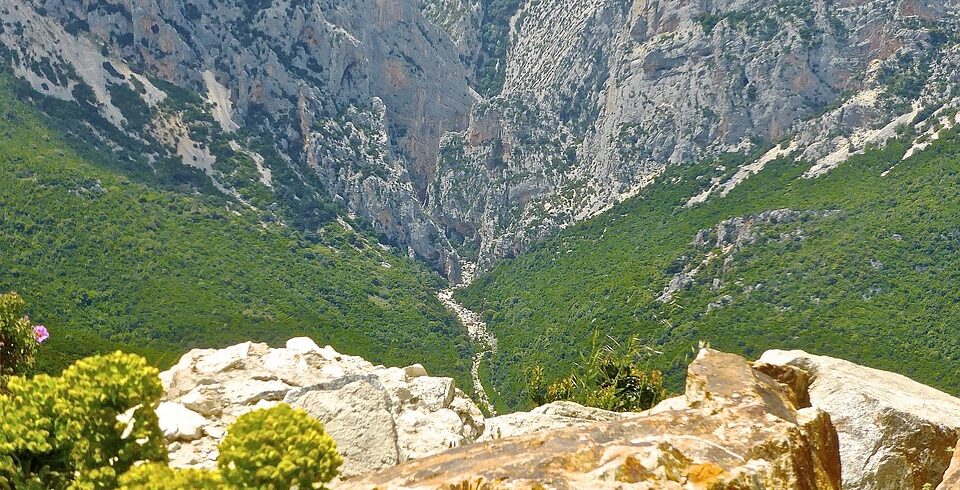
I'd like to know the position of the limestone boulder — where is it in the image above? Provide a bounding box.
[156,338,484,478]
[339,349,842,489]
[156,402,208,442]
[287,377,400,477]
[759,350,960,490]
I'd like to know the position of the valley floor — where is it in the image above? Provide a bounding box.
[437,262,499,416]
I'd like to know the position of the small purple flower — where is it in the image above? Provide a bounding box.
[33,325,49,344]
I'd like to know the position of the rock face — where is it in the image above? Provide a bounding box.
[339,349,842,489]
[429,0,960,270]
[759,350,960,490]
[4,0,959,276]
[157,338,484,478]
[938,440,960,490]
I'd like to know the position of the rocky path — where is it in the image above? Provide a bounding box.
[437,263,498,416]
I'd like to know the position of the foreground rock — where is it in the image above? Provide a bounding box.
[759,350,960,490]
[939,440,960,490]
[478,400,632,442]
[157,338,484,478]
[339,349,841,489]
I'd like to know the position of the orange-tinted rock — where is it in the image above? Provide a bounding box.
[337,349,841,490]
[938,440,960,490]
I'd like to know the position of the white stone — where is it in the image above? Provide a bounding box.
[646,395,689,415]
[531,400,626,421]
[759,350,960,490]
[157,339,485,479]
[287,379,400,478]
[319,345,341,361]
[395,408,465,461]
[285,337,321,354]
[407,376,455,411]
[180,385,222,417]
[195,342,251,374]
[478,401,630,442]
[222,379,291,405]
[157,402,208,442]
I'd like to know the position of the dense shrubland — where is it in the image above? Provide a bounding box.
[463,123,960,412]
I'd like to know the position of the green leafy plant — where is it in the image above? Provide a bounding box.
[119,404,342,490]
[118,463,223,489]
[219,404,342,489]
[0,292,43,385]
[527,333,667,412]
[0,352,166,489]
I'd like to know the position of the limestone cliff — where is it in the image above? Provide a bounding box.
[3,0,960,275]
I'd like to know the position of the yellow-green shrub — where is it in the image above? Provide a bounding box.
[218,404,342,489]
[526,334,667,412]
[118,462,223,489]
[0,352,166,489]
[0,292,39,384]
[116,404,343,490]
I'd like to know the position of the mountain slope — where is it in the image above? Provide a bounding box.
[460,122,960,412]
[0,71,474,387]
[6,0,957,276]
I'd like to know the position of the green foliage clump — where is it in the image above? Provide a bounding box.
[118,463,223,489]
[0,292,37,383]
[118,405,342,490]
[1,344,341,489]
[0,352,166,489]
[219,404,342,489]
[527,334,666,412]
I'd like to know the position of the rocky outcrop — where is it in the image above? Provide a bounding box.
[759,350,960,490]
[939,440,960,490]
[478,400,632,442]
[157,338,483,479]
[339,349,842,489]
[1,0,472,277]
[657,209,839,304]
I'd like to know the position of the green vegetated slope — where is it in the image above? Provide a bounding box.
[0,73,473,387]
[461,129,960,413]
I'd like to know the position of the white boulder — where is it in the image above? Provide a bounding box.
[759,349,960,490]
[156,402,208,442]
[157,339,484,478]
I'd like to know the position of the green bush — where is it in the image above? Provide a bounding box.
[0,292,40,384]
[119,404,342,490]
[0,352,166,489]
[527,333,667,412]
[118,463,223,489]
[219,404,342,489]
[1,347,342,489]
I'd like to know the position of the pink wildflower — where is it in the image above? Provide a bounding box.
[33,325,49,344]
